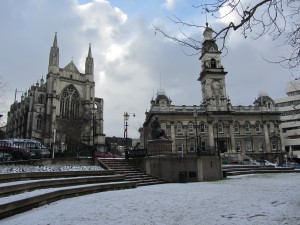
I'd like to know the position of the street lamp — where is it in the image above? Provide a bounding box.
[123,112,135,159]
[91,102,98,159]
[52,123,56,159]
[193,110,199,156]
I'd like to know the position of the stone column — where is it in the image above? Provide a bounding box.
[207,119,214,151]
[170,122,176,153]
[229,120,235,153]
[263,122,270,152]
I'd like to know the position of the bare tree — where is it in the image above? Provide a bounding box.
[154,0,300,69]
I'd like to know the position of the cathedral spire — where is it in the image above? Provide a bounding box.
[85,43,94,75]
[48,32,59,72]
[53,32,58,48]
[88,43,92,57]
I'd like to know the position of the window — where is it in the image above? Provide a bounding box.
[177,143,183,152]
[258,141,263,151]
[236,141,241,152]
[176,123,182,134]
[217,122,223,133]
[269,122,275,133]
[200,123,205,133]
[271,139,278,150]
[36,115,42,131]
[245,140,253,151]
[200,141,206,151]
[188,122,194,134]
[245,122,251,133]
[255,122,261,133]
[38,94,44,104]
[60,85,80,118]
[234,122,239,133]
[211,58,216,68]
[188,142,195,152]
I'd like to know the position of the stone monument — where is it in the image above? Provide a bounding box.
[148,115,173,156]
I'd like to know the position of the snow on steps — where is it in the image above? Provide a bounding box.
[98,158,166,186]
[0,170,137,219]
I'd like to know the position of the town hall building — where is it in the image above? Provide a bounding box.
[141,24,285,163]
[6,33,105,152]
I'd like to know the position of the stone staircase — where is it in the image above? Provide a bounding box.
[222,165,298,177]
[0,170,136,219]
[98,158,166,186]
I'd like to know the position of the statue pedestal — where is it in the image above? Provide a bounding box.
[148,139,173,156]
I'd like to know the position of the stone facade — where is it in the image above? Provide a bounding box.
[141,24,284,163]
[6,33,105,150]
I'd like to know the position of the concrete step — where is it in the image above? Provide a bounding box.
[0,174,125,197]
[225,169,297,176]
[0,181,137,219]
[98,158,167,187]
[0,170,115,183]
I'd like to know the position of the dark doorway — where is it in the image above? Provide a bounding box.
[217,140,227,153]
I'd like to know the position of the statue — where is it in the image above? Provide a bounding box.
[151,115,167,139]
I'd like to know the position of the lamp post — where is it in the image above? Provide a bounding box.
[124,112,129,159]
[193,110,199,156]
[123,112,135,159]
[0,115,3,163]
[52,123,56,159]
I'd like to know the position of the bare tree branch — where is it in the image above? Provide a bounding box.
[154,0,300,69]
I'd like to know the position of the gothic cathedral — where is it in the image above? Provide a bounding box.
[6,33,105,151]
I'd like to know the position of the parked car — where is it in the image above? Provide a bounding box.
[280,162,300,169]
[0,140,31,160]
[249,159,261,165]
[264,160,278,166]
[255,159,277,166]
[0,152,12,162]
[10,139,51,159]
[94,151,119,158]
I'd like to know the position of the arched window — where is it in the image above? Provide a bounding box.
[255,122,261,133]
[188,122,194,134]
[217,122,224,133]
[176,122,182,134]
[211,58,216,68]
[234,122,240,133]
[36,115,42,131]
[177,142,183,152]
[236,141,241,152]
[38,94,44,104]
[60,85,80,118]
[188,142,195,152]
[245,122,251,133]
[200,122,206,133]
[270,122,275,133]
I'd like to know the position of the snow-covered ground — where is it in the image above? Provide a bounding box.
[0,164,103,173]
[1,172,299,225]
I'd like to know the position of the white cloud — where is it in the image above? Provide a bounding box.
[163,0,182,11]
[0,0,292,139]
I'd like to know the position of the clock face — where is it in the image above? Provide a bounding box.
[212,81,221,89]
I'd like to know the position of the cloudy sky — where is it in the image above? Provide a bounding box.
[0,0,295,138]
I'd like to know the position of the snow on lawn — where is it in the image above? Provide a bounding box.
[1,173,299,225]
[0,164,103,174]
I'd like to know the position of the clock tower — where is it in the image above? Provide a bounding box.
[198,23,230,110]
